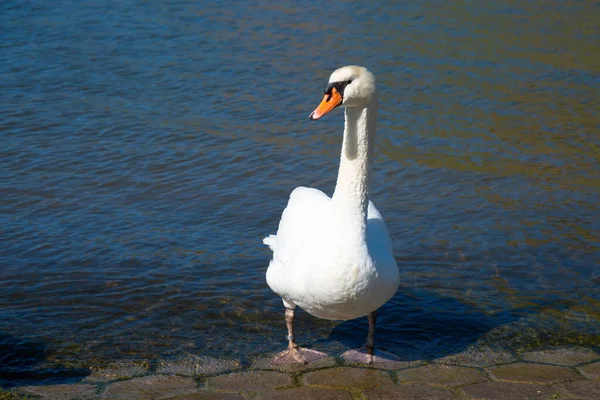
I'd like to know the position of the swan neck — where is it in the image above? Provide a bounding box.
[332,104,377,229]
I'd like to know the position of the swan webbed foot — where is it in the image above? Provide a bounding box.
[341,346,400,365]
[271,346,328,365]
[341,310,399,364]
[272,306,328,365]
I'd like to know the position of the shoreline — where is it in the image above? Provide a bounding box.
[6,346,600,399]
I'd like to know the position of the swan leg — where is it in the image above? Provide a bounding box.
[341,310,400,365]
[271,307,327,365]
[365,310,376,361]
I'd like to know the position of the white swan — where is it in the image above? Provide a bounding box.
[264,66,400,365]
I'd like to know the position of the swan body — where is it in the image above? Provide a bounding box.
[265,190,398,320]
[264,66,400,325]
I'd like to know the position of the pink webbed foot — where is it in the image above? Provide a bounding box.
[271,346,328,365]
[341,346,400,365]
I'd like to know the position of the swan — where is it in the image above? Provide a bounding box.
[264,66,400,365]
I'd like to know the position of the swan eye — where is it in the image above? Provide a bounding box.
[324,79,354,96]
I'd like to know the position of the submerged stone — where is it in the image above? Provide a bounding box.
[157,354,241,376]
[347,358,424,371]
[251,354,338,373]
[521,347,600,366]
[85,360,150,382]
[435,346,516,367]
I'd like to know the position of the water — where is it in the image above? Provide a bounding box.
[1,0,599,385]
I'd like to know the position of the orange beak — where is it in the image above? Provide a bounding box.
[309,87,343,120]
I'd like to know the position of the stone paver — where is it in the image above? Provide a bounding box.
[396,364,487,387]
[522,348,600,366]
[10,347,600,400]
[165,393,245,400]
[340,349,424,371]
[17,384,99,399]
[554,379,600,399]
[207,371,292,392]
[342,356,424,371]
[257,387,352,399]
[304,367,393,388]
[436,347,516,368]
[157,354,241,376]
[577,361,600,380]
[251,355,338,372]
[363,384,458,399]
[488,362,580,384]
[102,375,199,399]
[459,381,558,399]
[84,360,149,383]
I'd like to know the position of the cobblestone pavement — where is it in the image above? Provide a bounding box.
[11,347,600,399]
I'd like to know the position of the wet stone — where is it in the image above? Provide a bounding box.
[488,363,580,384]
[102,375,199,399]
[460,381,558,400]
[303,367,393,388]
[577,361,600,380]
[157,354,241,376]
[363,384,457,399]
[206,371,292,392]
[257,387,353,399]
[251,354,338,373]
[84,360,149,382]
[17,383,99,399]
[342,356,424,371]
[554,380,600,399]
[165,393,245,400]
[521,347,600,366]
[436,347,516,368]
[396,364,487,387]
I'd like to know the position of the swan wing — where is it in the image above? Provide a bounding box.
[264,186,332,299]
[366,201,399,293]
[366,201,394,256]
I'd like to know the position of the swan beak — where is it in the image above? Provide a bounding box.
[309,88,343,120]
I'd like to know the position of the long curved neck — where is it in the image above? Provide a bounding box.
[332,104,377,237]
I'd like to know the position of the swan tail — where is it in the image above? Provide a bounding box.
[263,234,277,251]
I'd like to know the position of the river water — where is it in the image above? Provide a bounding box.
[1,0,599,385]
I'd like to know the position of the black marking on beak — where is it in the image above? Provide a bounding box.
[324,80,353,98]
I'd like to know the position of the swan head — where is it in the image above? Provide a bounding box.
[309,65,377,121]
